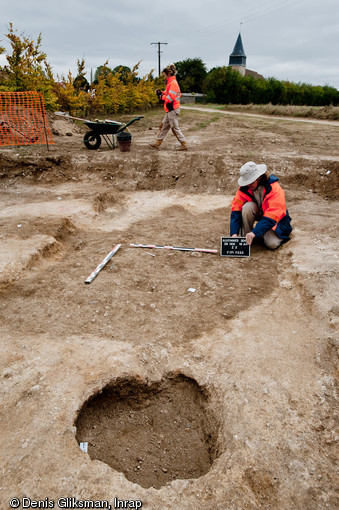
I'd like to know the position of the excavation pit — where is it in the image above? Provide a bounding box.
[75,374,220,489]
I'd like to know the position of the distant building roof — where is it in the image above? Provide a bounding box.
[245,69,264,80]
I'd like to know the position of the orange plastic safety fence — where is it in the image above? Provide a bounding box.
[0,91,54,147]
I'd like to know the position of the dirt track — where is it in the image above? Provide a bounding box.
[0,108,338,509]
[181,105,339,127]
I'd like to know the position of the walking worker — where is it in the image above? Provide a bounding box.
[149,64,188,151]
[230,161,292,249]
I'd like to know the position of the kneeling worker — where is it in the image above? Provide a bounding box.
[230,161,292,249]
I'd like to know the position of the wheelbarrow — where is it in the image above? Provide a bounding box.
[55,112,143,150]
[83,116,143,150]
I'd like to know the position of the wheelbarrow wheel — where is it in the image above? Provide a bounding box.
[83,130,101,150]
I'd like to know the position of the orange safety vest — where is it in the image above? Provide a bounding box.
[232,181,287,227]
[161,76,181,112]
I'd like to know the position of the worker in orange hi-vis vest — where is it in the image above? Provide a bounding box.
[230,161,292,249]
[150,64,188,151]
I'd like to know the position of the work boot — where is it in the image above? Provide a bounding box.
[176,142,188,151]
[149,139,162,150]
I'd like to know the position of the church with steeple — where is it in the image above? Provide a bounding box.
[229,32,264,80]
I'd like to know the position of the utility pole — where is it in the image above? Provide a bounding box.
[150,42,168,76]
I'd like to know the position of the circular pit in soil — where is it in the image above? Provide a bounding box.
[75,374,220,489]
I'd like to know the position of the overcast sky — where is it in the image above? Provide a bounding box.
[1,0,338,89]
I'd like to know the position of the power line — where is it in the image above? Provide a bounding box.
[150,42,168,77]
[181,0,275,39]
[174,0,304,42]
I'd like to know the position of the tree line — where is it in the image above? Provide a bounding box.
[0,25,338,116]
[176,58,339,107]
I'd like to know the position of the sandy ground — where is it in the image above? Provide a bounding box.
[0,107,338,510]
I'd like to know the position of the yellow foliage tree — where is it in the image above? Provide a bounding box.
[0,23,58,109]
[54,71,89,114]
[0,24,162,115]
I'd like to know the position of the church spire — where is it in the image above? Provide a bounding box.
[229,32,247,75]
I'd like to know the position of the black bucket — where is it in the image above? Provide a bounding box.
[117,131,132,152]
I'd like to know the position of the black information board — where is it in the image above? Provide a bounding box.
[221,237,250,257]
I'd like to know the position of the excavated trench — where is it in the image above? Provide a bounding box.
[1,112,338,508]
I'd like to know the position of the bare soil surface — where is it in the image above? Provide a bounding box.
[0,107,338,509]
